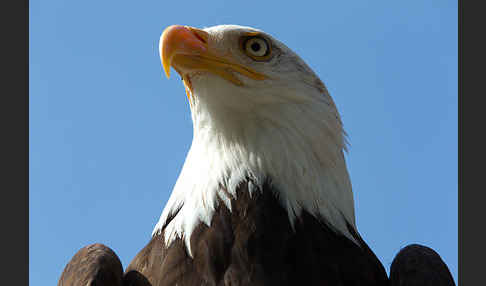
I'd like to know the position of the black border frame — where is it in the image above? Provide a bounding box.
[459,0,483,285]
[2,0,29,285]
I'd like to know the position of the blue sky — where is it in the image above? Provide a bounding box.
[30,0,457,284]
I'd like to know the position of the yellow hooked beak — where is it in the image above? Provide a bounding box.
[159,25,267,87]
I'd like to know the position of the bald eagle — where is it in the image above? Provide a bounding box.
[58,25,455,286]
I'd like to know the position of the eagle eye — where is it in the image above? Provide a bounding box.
[241,35,272,61]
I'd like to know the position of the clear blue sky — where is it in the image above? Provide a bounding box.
[30,0,457,284]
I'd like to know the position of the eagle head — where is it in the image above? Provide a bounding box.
[155,25,356,255]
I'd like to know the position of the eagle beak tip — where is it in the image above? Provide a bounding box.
[161,56,172,79]
[164,65,171,79]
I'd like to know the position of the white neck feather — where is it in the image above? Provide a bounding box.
[153,75,357,256]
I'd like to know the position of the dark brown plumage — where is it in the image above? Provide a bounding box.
[58,243,123,286]
[389,244,456,286]
[58,181,456,286]
[125,180,389,286]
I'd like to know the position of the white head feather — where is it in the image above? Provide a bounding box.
[153,25,357,256]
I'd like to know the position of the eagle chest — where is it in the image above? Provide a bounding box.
[125,182,388,286]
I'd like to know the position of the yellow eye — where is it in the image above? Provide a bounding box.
[242,36,271,61]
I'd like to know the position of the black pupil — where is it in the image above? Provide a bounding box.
[251,42,261,52]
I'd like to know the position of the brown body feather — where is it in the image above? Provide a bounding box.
[389,244,455,286]
[58,180,456,286]
[125,180,389,286]
[58,243,123,286]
